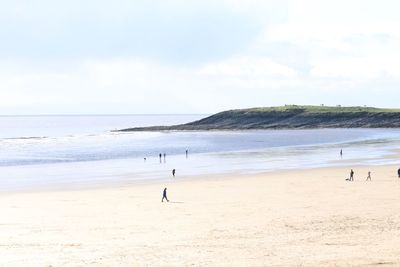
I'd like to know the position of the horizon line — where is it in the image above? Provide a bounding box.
[0,113,211,117]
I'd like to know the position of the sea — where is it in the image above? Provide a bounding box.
[1,114,400,192]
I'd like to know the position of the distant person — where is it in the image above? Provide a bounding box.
[366,171,371,181]
[349,169,354,181]
[163,153,166,163]
[340,149,343,158]
[161,188,169,202]
[398,168,400,178]
[172,169,176,177]
[186,149,188,158]
[159,153,162,163]
[144,157,146,162]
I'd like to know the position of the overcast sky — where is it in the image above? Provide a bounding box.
[1,0,400,114]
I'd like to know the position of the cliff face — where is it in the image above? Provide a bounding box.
[119,106,400,131]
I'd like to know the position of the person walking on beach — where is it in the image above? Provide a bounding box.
[340,149,343,158]
[186,149,188,158]
[366,171,371,181]
[398,168,400,178]
[172,169,176,177]
[349,169,354,181]
[163,153,166,163]
[159,153,162,163]
[162,188,169,202]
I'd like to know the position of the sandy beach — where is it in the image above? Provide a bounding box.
[1,165,400,266]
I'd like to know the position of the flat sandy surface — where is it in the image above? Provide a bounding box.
[1,165,400,266]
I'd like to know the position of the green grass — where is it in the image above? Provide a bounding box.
[235,105,400,113]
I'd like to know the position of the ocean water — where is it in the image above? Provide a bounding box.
[1,114,400,192]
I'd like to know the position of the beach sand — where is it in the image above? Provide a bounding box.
[1,165,400,266]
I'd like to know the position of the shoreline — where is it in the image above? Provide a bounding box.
[3,163,400,196]
[3,161,400,196]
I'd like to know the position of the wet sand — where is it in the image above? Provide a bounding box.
[0,165,400,266]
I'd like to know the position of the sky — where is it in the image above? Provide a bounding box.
[1,0,400,114]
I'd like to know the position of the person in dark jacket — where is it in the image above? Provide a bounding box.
[162,188,169,202]
[349,169,354,181]
[366,171,371,181]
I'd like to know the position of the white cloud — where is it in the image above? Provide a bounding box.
[1,0,400,114]
[310,55,400,79]
[198,57,297,78]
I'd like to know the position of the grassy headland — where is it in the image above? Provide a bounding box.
[120,105,400,131]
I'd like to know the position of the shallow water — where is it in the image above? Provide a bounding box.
[1,115,400,191]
